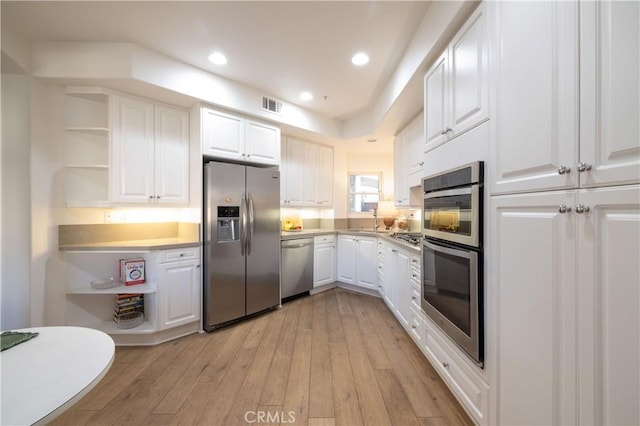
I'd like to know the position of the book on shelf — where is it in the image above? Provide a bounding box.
[113,293,144,326]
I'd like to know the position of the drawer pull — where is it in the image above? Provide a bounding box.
[443,362,450,368]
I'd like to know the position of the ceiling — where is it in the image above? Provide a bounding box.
[1,1,432,126]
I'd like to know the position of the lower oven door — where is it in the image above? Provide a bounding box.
[422,238,483,366]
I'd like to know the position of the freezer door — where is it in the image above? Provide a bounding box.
[203,161,247,329]
[245,166,281,315]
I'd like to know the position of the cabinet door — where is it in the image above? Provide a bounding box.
[281,137,304,205]
[111,95,155,203]
[314,243,336,287]
[394,131,409,206]
[491,191,577,425]
[154,105,189,204]
[316,145,334,206]
[201,108,245,161]
[245,119,280,165]
[336,236,357,285]
[382,243,396,310]
[394,249,411,328]
[580,1,640,188]
[408,113,425,187]
[355,237,377,290]
[302,142,319,205]
[449,3,488,139]
[490,1,579,195]
[424,52,448,152]
[158,260,200,331]
[577,185,640,426]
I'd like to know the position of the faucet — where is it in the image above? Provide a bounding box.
[373,208,379,231]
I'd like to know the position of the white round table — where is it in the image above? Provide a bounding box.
[0,326,115,425]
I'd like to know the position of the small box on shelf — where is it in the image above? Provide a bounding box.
[119,258,145,285]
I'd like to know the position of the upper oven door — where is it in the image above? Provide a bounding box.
[423,185,480,247]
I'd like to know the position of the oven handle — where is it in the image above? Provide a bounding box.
[424,186,473,199]
[423,238,475,260]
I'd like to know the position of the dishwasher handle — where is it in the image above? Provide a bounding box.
[281,239,314,248]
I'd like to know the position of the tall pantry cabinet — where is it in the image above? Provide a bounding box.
[489,2,640,425]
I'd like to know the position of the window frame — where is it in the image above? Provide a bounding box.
[347,171,383,216]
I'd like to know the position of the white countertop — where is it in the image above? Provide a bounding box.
[0,326,115,425]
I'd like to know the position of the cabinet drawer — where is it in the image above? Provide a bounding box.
[411,285,421,312]
[158,247,200,263]
[409,307,424,345]
[423,320,489,424]
[314,234,335,244]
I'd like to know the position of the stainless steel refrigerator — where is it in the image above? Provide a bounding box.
[203,161,281,331]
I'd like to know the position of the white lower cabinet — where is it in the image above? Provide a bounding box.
[157,248,201,331]
[64,247,201,345]
[423,317,490,425]
[336,234,377,290]
[313,235,336,287]
[491,185,640,425]
[379,236,489,425]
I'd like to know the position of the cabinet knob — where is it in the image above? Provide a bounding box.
[412,296,417,301]
[156,196,160,199]
[575,204,590,214]
[557,165,571,175]
[443,362,450,368]
[419,161,424,166]
[558,204,571,214]
[149,195,154,199]
[577,161,592,172]
[411,325,417,329]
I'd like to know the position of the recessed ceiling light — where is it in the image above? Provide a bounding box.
[300,91,313,101]
[352,52,370,66]
[208,52,227,65]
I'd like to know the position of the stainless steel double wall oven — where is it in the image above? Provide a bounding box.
[421,161,484,367]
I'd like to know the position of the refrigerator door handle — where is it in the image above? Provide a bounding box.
[241,192,247,256]
[247,195,255,255]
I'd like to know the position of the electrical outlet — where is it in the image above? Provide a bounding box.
[104,211,126,223]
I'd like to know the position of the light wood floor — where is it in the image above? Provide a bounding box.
[51,288,472,426]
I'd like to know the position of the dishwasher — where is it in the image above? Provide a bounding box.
[280,237,314,300]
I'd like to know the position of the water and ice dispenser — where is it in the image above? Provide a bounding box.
[217,206,240,242]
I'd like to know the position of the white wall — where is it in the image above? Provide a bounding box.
[29,80,67,326]
[1,73,32,329]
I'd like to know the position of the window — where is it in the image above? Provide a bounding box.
[348,173,381,213]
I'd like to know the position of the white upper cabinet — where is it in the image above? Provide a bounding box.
[111,95,155,203]
[579,1,640,189]
[245,119,281,165]
[408,112,425,187]
[316,145,334,206]
[394,130,409,206]
[201,107,280,166]
[395,113,424,207]
[280,136,333,207]
[491,0,639,195]
[201,108,245,162]
[424,3,489,153]
[154,105,190,204]
[112,95,189,204]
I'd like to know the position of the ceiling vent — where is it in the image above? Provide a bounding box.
[262,96,282,114]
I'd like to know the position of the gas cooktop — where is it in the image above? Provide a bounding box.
[389,232,422,247]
